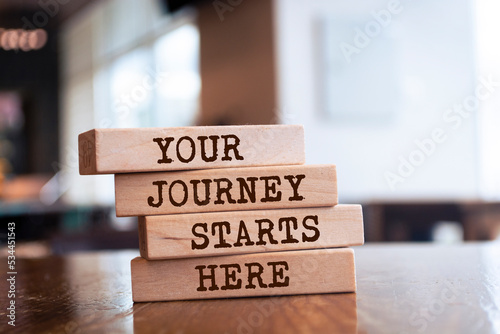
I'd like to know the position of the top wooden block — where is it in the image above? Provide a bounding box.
[78,125,305,175]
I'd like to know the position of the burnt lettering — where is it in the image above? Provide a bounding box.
[214,178,237,205]
[220,264,242,290]
[147,181,167,207]
[278,217,300,244]
[221,134,244,161]
[191,179,212,206]
[260,176,282,202]
[284,174,305,201]
[302,215,320,242]
[153,137,174,164]
[196,265,219,291]
[191,223,209,250]
[212,221,232,248]
[256,219,279,245]
[236,177,258,204]
[198,135,219,162]
[268,261,290,288]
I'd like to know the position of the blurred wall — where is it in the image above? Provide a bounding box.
[59,0,178,205]
[57,0,500,205]
[275,0,480,202]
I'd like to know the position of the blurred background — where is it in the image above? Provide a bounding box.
[1,0,500,256]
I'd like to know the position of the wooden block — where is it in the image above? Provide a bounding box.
[78,125,305,175]
[115,164,337,217]
[131,248,356,302]
[139,204,364,260]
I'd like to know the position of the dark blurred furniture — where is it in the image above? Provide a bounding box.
[0,200,138,253]
[363,201,500,242]
[1,243,498,333]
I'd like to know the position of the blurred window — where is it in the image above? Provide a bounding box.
[61,0,199,205]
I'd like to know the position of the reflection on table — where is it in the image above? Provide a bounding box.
[1,243,499,333]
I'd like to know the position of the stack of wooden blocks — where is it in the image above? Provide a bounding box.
[78,125,364,302]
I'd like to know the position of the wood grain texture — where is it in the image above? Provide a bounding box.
[5,244,500,333]
[78,129,97,175]
[78,125,305,175]
[139,204,364,260]
[131,248,356,302]
[133,293,357,334]
[115,164,337,217]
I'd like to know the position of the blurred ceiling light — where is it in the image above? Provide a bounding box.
[7,30,20,50]
[18,30,30,51]
[0,28,47,51]
[0,30,11,50]
[29,29,47,50]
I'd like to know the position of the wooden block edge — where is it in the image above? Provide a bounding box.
[138,217,149,260]
[115,164,338,217]
[332,165,338,204]
[296,125,306,164]
[131,247,356,302]
[140,204,363,260]
[78,129,97,175]
[79,125,306,174]
[351,248,358,292]
[344,204,365,246]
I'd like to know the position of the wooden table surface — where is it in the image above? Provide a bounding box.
[1,243,499,333]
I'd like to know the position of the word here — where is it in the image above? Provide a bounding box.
[131,248,355,302]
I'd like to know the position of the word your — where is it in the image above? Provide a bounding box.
[191,215,320,250]
[154,134,244,164]
[148,174,305,208]
[339,0,403,63]
[196,261,289,291]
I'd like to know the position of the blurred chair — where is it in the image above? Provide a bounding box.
[363,201,500,242]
